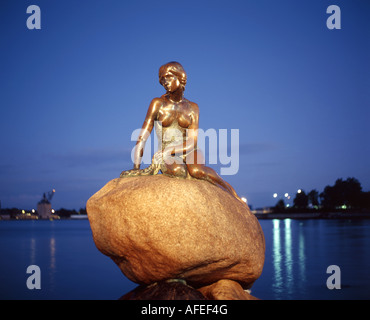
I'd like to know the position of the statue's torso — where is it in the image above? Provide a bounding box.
[155,98,194,153]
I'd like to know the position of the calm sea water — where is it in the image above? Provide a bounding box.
[0,218,369,300]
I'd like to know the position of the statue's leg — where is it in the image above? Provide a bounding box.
[186,150,244,203]
[162,159,188,178]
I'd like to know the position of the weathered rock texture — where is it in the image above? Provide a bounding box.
[198,279,259,300]
[87,175,265,290]
[120,280,207,300]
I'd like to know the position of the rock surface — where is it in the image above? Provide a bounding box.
[120,280,207,300]
[86,175,265,289]
[198,279,259,300]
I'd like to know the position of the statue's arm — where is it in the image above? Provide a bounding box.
[133,98,161,169]
[184,103,199,154]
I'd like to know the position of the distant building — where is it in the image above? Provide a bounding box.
[37,194,52,219]
[36,190,57,219]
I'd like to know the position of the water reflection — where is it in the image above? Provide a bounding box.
[284,219,293,296]
[28,234,57,293]
[298,223,306,294]
[2,220,370,299]
[30,238,36,265]
[272,219,306,299]
[49,237,56,292]
[272,220,282,296]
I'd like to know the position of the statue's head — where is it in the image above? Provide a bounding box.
[159,61,187,92]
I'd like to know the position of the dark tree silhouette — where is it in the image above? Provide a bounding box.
[273,199,286,212]
[56,208,78,218]
[308,189,319,207]
[360,191,370,210]
[320,177,362,209]
[293,190,308,209]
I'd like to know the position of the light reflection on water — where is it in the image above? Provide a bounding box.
[28,233,57,293]
[49,237,56,292]
[1,219,370,299]
[0,220,136,300]
[30,238,36,266]
[271,219,300,299]
[283,219,293,297]
[253,218,370,300]
[298,224,306,294]
[272,219,282,296]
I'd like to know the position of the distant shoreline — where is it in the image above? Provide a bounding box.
[2,211,370,221]
[0,214,88,221]
[255,211,370,220]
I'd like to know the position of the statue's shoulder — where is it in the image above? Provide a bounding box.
[151,96,166,105]
[147,97,165,113]
[185,99,199,113]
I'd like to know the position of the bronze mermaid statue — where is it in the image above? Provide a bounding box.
[120,62,244,204]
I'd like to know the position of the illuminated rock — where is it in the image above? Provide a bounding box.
[86,175,265,289]
[198,279,259,300]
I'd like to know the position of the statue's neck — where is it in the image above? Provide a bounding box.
[168,88,184,103]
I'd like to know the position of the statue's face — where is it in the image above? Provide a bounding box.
[160,72,181,93]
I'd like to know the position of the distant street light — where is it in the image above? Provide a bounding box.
[273,193,278,198]
[241,197,247,204]
[284,193,289,198]
[298,189,302,194]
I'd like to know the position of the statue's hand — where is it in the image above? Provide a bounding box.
[153,150,173,166]
[153,151,164,165]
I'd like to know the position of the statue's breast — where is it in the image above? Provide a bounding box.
[156,108,189,149]
[177,112,192,128]
[157,108,175,127]
[157,106,192,129]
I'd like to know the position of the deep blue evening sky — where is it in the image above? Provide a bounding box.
[1,0,369,210]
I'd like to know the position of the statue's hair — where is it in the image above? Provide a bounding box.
[159,61,187,89]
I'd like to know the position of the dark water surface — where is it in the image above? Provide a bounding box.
[0,218,369,300]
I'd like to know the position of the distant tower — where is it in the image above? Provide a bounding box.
[37,190,55,219]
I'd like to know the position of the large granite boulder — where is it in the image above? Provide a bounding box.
[198,279,259,300]
[86,175,265,289]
